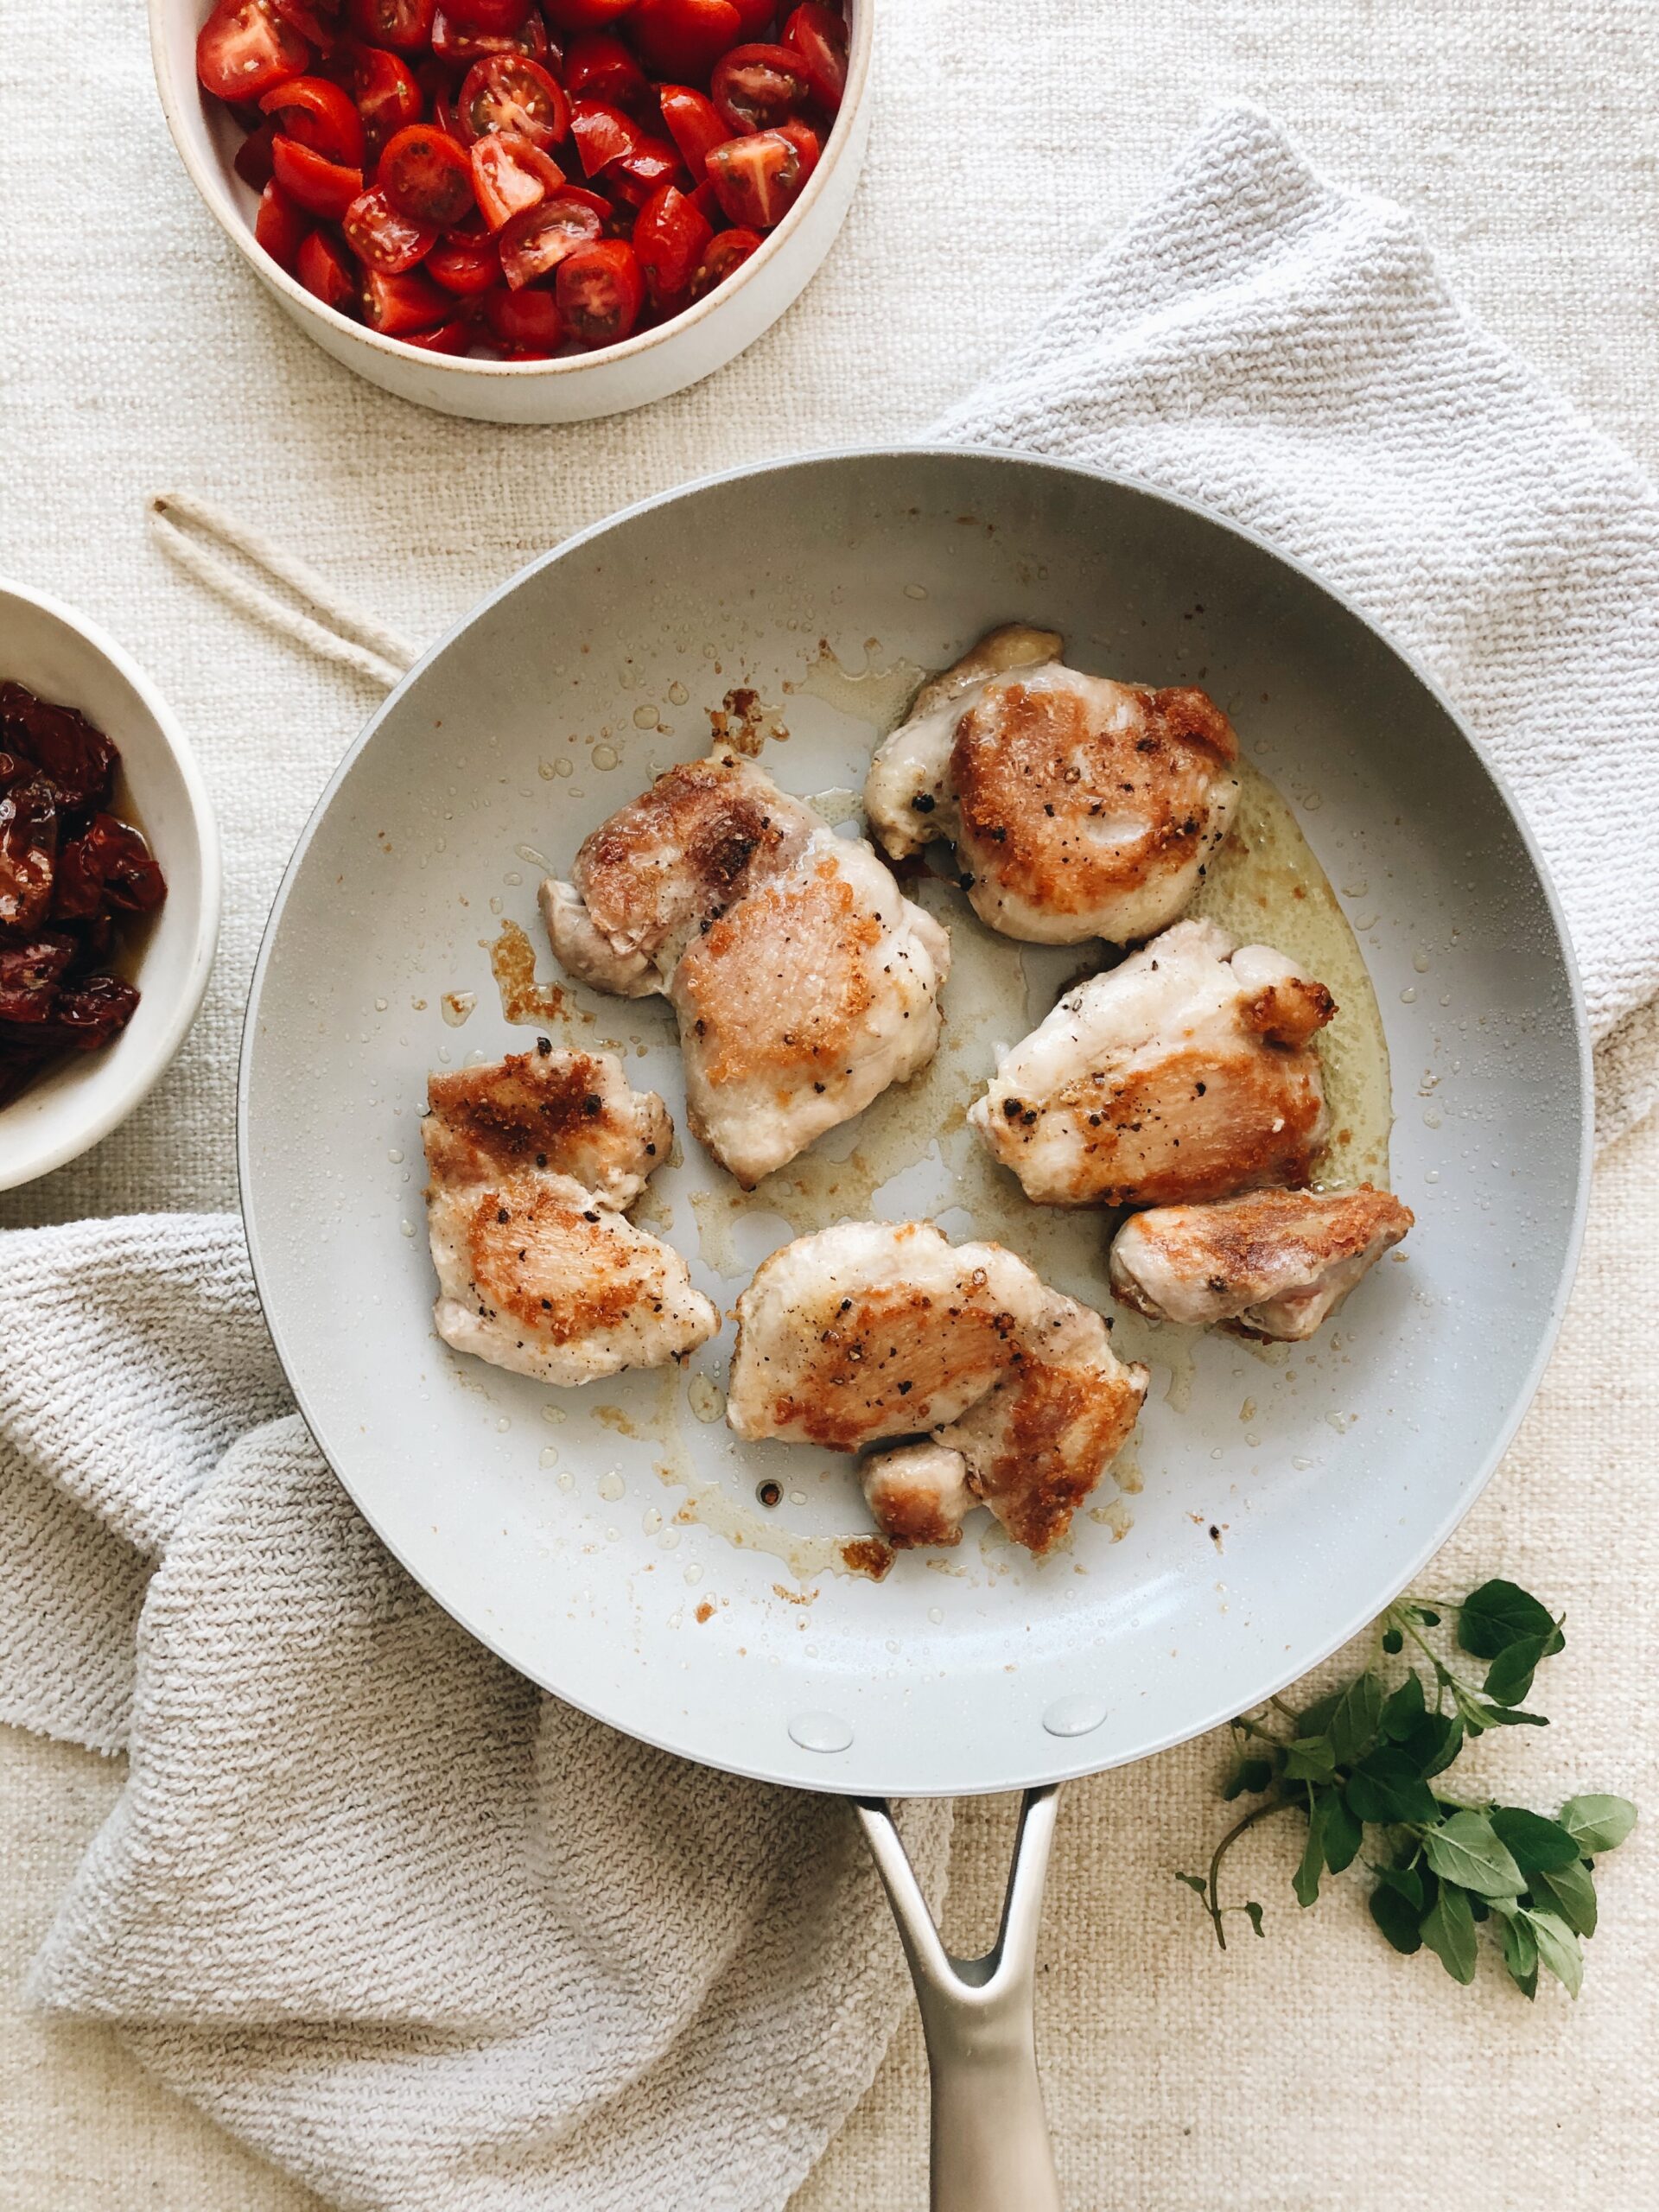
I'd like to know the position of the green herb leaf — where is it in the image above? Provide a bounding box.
[1525,1908,1584,1999]
[1458,1580,1562,1661]
[1496,1905,1539,1998]
[1321,1792,1363,1875]
[1420,1883,1478,1983]
[1381,1625,1404,1655]
[1222,1757,1274,1802]
[1328,1671,1386,1764]
[1296,1691,1342,1737]
[1282,1736,1338,1783]
[1344,1750,1440,1826]
[1374,1860,1424,1911]
[1465,1701,1549,1730]
[1422,1811,1526,1897]
[1560,1795,1638,1855]
[1379,1669,1426,1740]
[1530,1857,1598,1938]
[1175,1873,1209,1897]
[1483,1635,1550,1707]
[1294,1802,1325,1908]
[1241,1900,1265,1938]
[1369,1880,1423,1954]
[1489,1806,1580,1874]
[1395,1711,1464,1779]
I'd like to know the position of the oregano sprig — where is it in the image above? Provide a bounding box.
[1177,1580,1637,1998]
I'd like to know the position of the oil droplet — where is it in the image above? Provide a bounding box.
[387,1147,404,1164]
[927,1605,944,1624]
[516,843,548,868]
[642,1506,663,1535]
[442,990,475,1026]
[668,680,689,705]
[374,995,388,1012]
[1400,987,1418,1004]
[1292,1455,1314,1471]
[903,582,928,600]
[410,995,427,1011]
[542,1402,567,1424]
[504,870,522,888]
[399,1218,416,1238]
[539,1445,560,1468]
[554,756,574,778]
[687,1373,725,1424]
[1423,1109,1442,1128]
[486,919,568,1025]
[659,1527,682,1549]
[1413,950,1432,973]
[495,1417,510,1433]
[538,760,556,780]
[556,1470,575,1492]
[593,742,620,769]
[683,1562,703,1586]
[632,704,658,728]
[597,1470,626,1503]
[1426,1169,1441,1184]
[1340,880,1369,899]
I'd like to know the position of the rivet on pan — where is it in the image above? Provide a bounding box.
[788,1711,854,1754]
[1042,1695,1108,1739]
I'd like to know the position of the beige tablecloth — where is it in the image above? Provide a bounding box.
[3,1,1656,2204]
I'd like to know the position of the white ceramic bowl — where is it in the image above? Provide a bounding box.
[149,3,873,424]
[0,581,220,1192]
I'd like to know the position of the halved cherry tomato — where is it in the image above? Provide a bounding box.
[685,173,721,226]
[399,314,475,349]
[483,281,562,350]
[430,4,550,62]
[689,221,760,297]
[259,73,366,164]
[704,124,809,227]
[271,134,365,216]
[348,43,424,147]
[564,29,651,106]
[361,264,452,328]
[442,0,530,29]
[556,236,645,345]
[498,189,606,284]
[458,54,569,146]
[569,97,645,175]
[631,179,710,306]
[608,137,682,206]
[271,0,344,52]
[629,0,741,79]
[709,43,809,133]
[378,122,476,224]
[470,130,567,226]
[774,117,819,177]
[296,226,357,309]
[657,83,728,172]
[197,0,315,104]
[781,4,845,111]
[234,116,281,189]
[541,0,638,27]
[427,231,501,290]
[343,183,439,268]
[254,177,310,270]
[346,0,437,51]
[728,0,776,29]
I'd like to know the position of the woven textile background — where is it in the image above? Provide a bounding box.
[2,2,1656,2205]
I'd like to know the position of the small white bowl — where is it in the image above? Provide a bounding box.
[149,2,872,424]
[0,581,220,1193]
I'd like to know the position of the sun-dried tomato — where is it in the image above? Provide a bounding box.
[0,777,58,933]
[0,935,77,1021]
[0,682,117,810]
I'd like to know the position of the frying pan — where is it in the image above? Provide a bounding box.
[239,448,1590,2208]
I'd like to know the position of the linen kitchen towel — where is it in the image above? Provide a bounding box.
[10,102,1659,2212]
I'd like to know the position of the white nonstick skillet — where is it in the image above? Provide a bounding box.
[238,449,1590,2208]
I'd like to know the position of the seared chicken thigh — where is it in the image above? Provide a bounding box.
[728,1220,1147,1554]
[1109,1185,1414,1340]
[424,1046,717,1387]
[542,753,950,1188]
[866,626,1242,945]
[970,917,1335,1209]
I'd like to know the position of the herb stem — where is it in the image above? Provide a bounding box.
[1204,1798,1296,1949]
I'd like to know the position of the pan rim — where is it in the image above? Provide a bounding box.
[237,443,1594,1796]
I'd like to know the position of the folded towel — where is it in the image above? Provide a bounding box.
[8,103,1658,2212]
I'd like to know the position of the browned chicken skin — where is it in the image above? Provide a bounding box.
[971,918,1335,1208]
[865,626,1243,945]
[541,753,950,1187]
[727,1220,1147,1555]
[423,1046,716,1387]
[1109,1185,1414,1340]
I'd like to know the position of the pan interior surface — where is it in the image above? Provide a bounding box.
[240,451,1587,1797]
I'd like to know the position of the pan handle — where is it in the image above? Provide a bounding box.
[855,1783,1064,2212]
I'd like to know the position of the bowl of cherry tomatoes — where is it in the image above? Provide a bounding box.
[150,1,869,423]
[0,580,220,1193]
